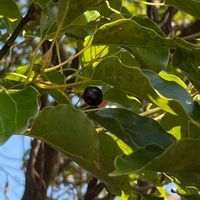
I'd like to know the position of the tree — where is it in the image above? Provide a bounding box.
[0,0,200,199]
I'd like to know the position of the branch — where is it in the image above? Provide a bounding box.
[84,177,105,200]
[146,0,159,23]
[179,19,200,42]
[159,6,177,35]
[0,3,39,60]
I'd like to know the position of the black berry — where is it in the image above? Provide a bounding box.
[83,86,103,106]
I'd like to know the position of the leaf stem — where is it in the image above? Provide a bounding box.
[35,80,90,89]
[182,32,200,40]
[140,107,162,117]
[44,45,91,72]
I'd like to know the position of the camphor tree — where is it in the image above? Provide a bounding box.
[1,0,200,199]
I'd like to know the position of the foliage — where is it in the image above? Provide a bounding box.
[1,0,200,199]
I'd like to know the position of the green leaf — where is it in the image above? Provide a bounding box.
[165,0,200,18]
[81,42,139,69]
[57,0,105,29]
[5,64,35,82]
[92,57,192,116]
[44,71,70,104]
[172,47,200,91]
[0,86,39,143]
[173,172,200,188]
[40,2,58,38]
[180,194,200,200]
[0,0,21,20]
[29,104,129,194]
[96,0,122,17]
[104,88,142,112]
[140,193,164,200]
[88,108,175,149]
[143,70,194,115]
[111,144,164,176]
[160,113,200,139]
[145,139,200,173]
[32,0,49,6]
[92,19,173,48]
[64,10,101,39]
[129,47,169,72]
[129,17,169,72]
[113,139,200,177]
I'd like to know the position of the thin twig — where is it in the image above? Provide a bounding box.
[0,3,39,61]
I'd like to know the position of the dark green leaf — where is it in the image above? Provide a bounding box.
[30,104,129,193]
[104,88,142,112]
[180,193,200,200]
[88,108,175,149]
[111,145,164,176]
[129,17,169,72]
[145,139,200,173]
[172,47,200,91]
[140,193,164,200]
[44,71,71,104]
[40,2,58,38]
[144,70,194,115]
[93,57,192,116]
[92,19,173,48]
[165,0,200,18]
[0,0,21,20]
[32,0,49,6]
[96,0,122,17]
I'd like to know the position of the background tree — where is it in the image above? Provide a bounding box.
[0,0,200,199]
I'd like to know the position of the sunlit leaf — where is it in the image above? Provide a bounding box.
[0,87,39,143]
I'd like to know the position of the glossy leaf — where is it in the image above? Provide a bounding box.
[165,0,200,18]
[88,108,175,149]
[143,70,194,115]
[92,19,173,48]
[0,87,39,143]
[111,144,164,176]
[93,57,193,116]
[0,0,21,20]
[145,139,200,173]
[113,139,200,176]
[29,104,129,193]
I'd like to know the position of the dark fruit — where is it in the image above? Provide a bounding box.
[83,86,103,106]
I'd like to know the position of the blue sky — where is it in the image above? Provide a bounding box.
[0,135,30,200]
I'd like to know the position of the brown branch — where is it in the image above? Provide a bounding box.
[159,6,177,35]
[0,3,40,60]
[179,19,200,42]
[84,177,105,200]
[146,0,159,23]
[22,139,43,200]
